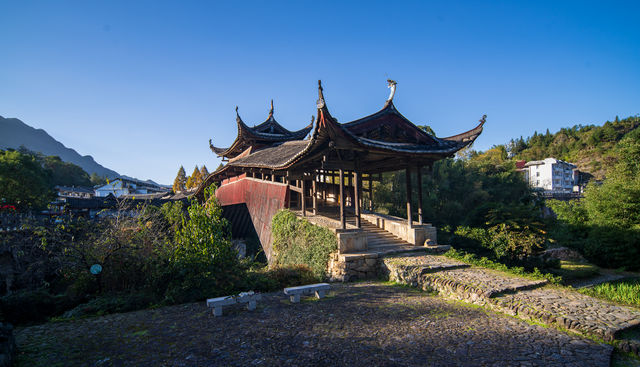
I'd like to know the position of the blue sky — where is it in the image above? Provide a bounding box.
[1,1,638,184]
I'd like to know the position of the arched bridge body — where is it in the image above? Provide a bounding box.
[215,174,290,261]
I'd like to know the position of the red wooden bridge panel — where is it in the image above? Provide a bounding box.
[216,177,289,261]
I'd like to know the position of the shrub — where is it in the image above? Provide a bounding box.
[60,292,157,319]
[162,185,241,304]
[0,289,77,325]
[453,223,546,262]
[271,210,337,279]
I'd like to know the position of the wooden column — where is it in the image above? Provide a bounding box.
[301,177,307,217]
[261,171,265,180]
[354,170,361,228]
[312,174,317,215]
[416,165,423,225]
[339,169,346,229]
[285,172,291,208]
[368,174,373,211]
[347,172,353,207]
[271,171,276,182]
[405,167,413,229]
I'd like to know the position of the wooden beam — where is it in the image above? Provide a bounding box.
[289,185,303,194]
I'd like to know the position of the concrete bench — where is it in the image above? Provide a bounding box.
[284,283,331,303]
[206,291,261,317]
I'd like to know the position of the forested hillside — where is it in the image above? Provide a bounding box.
[508,115,640,179]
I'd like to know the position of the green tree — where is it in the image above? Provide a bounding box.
[172,166,187,193]
[0,149,54,209]
[186,165,202,189]
[90,173,108,186]
[200,165,210,180]
[43,156,91,187]
[164,185,238,303]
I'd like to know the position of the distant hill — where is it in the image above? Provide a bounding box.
[509,115,640,180]
[0,115,119,179]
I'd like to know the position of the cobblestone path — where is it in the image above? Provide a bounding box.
[15,282,613,367]
[383,254,640,353]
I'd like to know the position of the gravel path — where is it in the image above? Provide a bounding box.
[15,282,612,367]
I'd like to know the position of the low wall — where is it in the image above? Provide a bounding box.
[361,212,437,246]
[215,176,289,262]
[328,253,380,282]
[302,214,367,254]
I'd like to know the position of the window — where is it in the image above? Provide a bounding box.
[536,172,540,177]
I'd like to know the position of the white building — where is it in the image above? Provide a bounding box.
[522,158,578,192]
[94,178,169,198]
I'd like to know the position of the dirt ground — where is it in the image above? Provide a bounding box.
[15,281,614,367]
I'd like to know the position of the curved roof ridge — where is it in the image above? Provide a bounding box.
[441,115,486,143]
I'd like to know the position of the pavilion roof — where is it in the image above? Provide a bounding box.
[209,101,313,159]
[200,80,485,188]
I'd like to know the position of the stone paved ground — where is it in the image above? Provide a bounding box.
[383,254,640,348]
[425,267,548,297]
[496,287,640,341]
[15,282,613,367]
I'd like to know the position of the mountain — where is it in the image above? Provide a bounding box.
[0,116,120,179]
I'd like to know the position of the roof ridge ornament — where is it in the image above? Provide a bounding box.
[386,79,397,103]
[235,106,243,123]
[269,99,274,118]
[316,80,325,109]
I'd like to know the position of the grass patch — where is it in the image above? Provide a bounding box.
[579,278,640,308]
[550,260,600,282]
[443,248,562,284]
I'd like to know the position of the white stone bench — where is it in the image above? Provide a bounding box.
[206,291,262,317]
[284,283,331,303]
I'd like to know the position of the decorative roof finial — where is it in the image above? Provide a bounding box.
[235,106,242,123]
[386,79,397,103]
[311,115,315,125]
[317,80,325,109]
[269,99,274,117]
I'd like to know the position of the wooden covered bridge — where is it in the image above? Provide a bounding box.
[195,80,484,265]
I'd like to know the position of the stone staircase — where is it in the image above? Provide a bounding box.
[357,219,423,255]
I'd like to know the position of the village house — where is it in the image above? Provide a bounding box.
[94,177,169,198]
[520,158,579,193]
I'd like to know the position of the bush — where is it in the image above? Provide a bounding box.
[271,210,337,279]
[162,185,241,304]
[0,289,77,325]
[60,292,157,319]
[453,223,546,263]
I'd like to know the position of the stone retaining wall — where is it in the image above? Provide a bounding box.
[327,253,380,282]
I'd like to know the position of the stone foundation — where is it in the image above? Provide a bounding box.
[327,253,380,282]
